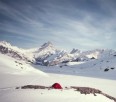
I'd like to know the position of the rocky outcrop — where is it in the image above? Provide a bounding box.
[16,85,116,102]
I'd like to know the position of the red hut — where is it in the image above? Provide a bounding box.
[52,83,63,89]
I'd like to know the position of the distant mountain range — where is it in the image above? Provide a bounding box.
[0,41,116,68]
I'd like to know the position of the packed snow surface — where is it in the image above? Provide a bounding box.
[0,53,116,102]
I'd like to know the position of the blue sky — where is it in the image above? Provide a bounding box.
[0,0,116,51]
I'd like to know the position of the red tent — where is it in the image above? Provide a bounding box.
[52,83,63,89]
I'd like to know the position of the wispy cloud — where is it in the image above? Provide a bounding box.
[0,0,116,50]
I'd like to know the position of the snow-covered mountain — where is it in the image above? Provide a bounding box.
[0,41,116,70]
[0,41,75,66]
[0,41,116,102]
[0,53,116,102]
[0,41,35,63]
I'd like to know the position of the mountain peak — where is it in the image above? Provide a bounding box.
[70,48,80,54]
[0,41,11,47]
[41,41,54,49]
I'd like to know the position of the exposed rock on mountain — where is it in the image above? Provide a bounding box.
[0,41,116,69]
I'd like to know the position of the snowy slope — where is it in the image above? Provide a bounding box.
[0,41,116,79]
[0,53,116,102]
[0,53,47,76]
[0,41,35,62]
[1,41,116,67]
[38,54,116,80]
[0,89,114,102]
